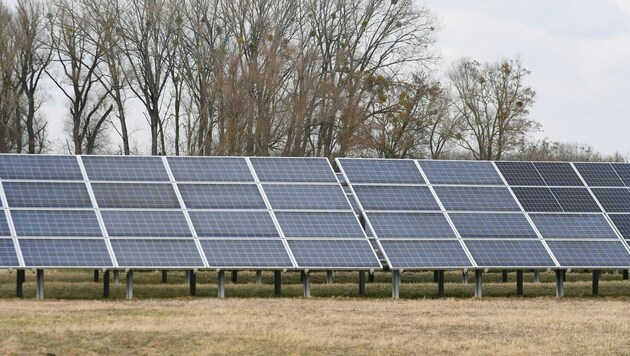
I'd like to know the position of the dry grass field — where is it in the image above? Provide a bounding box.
[1,270,630,355]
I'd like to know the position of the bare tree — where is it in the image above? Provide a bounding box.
[449,58,538,160]
[0,3,20,152]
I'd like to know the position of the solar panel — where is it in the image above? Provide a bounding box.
[91,183,181,209]
[610,163,630,186]
[591,188,630,212]
[609,214,630,239]
[0,239,19,267]
[178,184,266,209]
[366,212,456,238]
[546,240,630,267]
[19,238,113,267]
[344,186,362,213]
[12,210,102,237]
[288,239,380,268]
[550,188,601,212]
[82,156,170,182]
[379,240,473,268]
[189,211,279,238]
[511,187,562,212]
[533,162,584,186]
[275,212,365,238]
[464,240,555,267]
[495,161,545,186]
[337,159,424,184]
[574,163,624,187]
[0,155,83,181]
[449,213,538,238]
[200,239,293,267]
[4,182,92,208]
[352,186,439,211]
[433,186,521,211]
[111,239,204,267]
[419,160,503,185]
[166,157,254,182]
[250,157,337,183]
[101,210,192,237]
[0,214,10,236]
[530,214,618,239]
[262,184,351,210]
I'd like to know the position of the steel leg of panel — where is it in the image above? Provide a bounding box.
[555,270,564,298]
[16,270,24,298]
[474,270,483,298]
[231,271,238,283]
[36,270,44,300]
[462,270,468,285]
[433,270,439,283]
[592,270,601,296]
[256,270,262,284]
[437,270,445,298]
[103,270,110,298]
[368,272,374,283]
[623,270,629,280]
[533,270,540,283]
[126,270,134,300]
[274,271,281,296]
[114,270,120,284]
[189,271,197,296]
[161,271,168,283]
[303,271,311,298]
[392,270,401,299]
[502,269,508,283]
[94,269,99,283]
[516,270,523,296]
[217,271,225,299]
[359,271,366,296]
[327,271,334,284]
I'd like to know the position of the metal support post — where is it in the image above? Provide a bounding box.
[256,270,262,284]
[474,270,483,298]
[534,270,540,283]
[502,269,508,283]
[327,270,334,284]
[189,271,197,296]
[392,270,401,299]
[368,272,374,283]
[161,270,168,283]
[516,269,523,296]
[36,269,44,300]
[555,270,564,298]
[437,270,445,298]
[16,270,25,298]
[94,269,99,282]
[303,271,311,298]
[433,270,439,283]
[462,270,468,284]
[592,270,601,296]
[623,270,629,280]
[231,271,238,283]
[114,270,120,284]
[274,271,281,296]
[185,270,191,285]
[103,270,110,298]
[359,271,366,296]
[217,271,225,299]
[126,270,134,300]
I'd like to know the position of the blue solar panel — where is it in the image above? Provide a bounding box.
[190,211,279,238]
[352,186,439,211]
[530,214,618,239]
[533,162,583,186]
[19,238,113,267]
[111,239,204,267]
[178,184,265,209]
[275,212,365,238]
[546,240,630,267]
[379,240,473,268]
[344,186,362,213]
[167,157,254,182]
[419,160,503,185]
[495,161,545,186]
[337,159,424,184]
[12,210,102,237]
[550,188,601,212]
[511,187,562,212]
[609,214,630,239]
[464,240,555,267]
[433,186,521,211]
[102,210,192,237]
[91,183,181,209]
[82,156,169,181]
[0,155,83,181]
[288,239,380,268]
[591,188,630,212]
[263,184,351,210]
[200,239,293,267]
[251,157,337,183]
[574,163,624,187]
[450,213,538,238]
[366,212,455,238]
[0,214,10,236]
[0,239,19,266]
[610,163,630,186]
[4,182,92,208]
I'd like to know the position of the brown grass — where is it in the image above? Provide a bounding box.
[1,297,630,355]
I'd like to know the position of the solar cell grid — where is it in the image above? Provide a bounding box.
[574,163,624,187]
[288,239,381,268]
[533,162,584,186]
[111,239,204,267]
[352,185,440,211]
[0,239,19,267]
[201,239,293,267]
[0,214,10,236]
[263,184,351,210]
[4,182,93,208]
[609,214,630,239]
[0,155,83,181]
[495,161,545,186]
[92,183,181,209]
[102,210,192,237]
[166,157,254,182]
[449,213,538,238]
[591,188,630,212]
[464,240,555,267]
[379,240,473,268]
[337,159,424,184]
[190,211,279,238]
[178,184,266,209]
[550,188,601,212]
[546,240,630,267]
[19,238,113,267]
[366,212,456,239]
[419,160,503,185]
[511,187,563,212]
[433,186,521,212]
[82,156,170,182]
[12,210,102,237]
[610,163,630,186]
[530,214,618,239]
[275,211,365,238]
[250,158,337,183]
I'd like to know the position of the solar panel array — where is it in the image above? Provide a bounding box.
[337,159,630,269]
[0,155,380,270]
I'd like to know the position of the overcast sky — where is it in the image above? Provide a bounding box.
[422,0,630,156]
